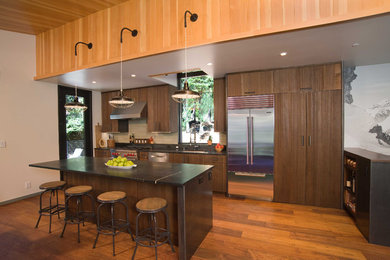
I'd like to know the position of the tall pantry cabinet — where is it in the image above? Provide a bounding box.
[227,63,342,208]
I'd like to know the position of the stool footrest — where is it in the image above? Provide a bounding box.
[97,219,129,234]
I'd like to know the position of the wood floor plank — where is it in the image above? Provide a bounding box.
[1,193,390,259]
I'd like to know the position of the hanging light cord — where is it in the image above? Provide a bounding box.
[74,53,78,98]
[120,41,123,96]
[184,20,188,84]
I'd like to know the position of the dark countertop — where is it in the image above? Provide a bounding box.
[345,148,390,162]
[95,143,227,155]
[29,157,214,186]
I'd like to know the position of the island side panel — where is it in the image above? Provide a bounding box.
[178,170,213,260]
[63,171,178,244]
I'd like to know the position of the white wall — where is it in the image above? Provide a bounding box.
[0,29,102,203]
[344,63,390,155]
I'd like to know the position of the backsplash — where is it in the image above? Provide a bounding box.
[112,119,227,145]
[113,119,178,144]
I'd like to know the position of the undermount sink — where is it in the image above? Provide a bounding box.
[180,150,209,154]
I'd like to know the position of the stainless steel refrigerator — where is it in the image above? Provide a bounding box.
[227,94,274,200]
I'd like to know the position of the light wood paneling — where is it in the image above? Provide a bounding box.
[35,0,390,79]
[0,0,129,35]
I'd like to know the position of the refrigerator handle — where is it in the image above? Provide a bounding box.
[246,117,250,165]
[251,116,254,165]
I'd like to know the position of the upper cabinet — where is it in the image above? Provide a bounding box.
[227,63,341,96]
[227,70,273,96]
[213,78,226,133]
[147,85,178,133]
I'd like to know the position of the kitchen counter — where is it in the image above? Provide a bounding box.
[96,143,227,155]
[30,157,213,186]
[29,157,213,260]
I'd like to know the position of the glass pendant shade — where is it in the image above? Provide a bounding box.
[172,81,201,103]
[64,96,88,112]
[109,93,135,108]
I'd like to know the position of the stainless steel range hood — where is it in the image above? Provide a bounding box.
[110,101,146,119]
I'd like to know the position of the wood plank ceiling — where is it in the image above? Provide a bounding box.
[0,0,129,35]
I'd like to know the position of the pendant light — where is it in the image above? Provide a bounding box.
[64,41,92,112]
[172,10,200,103]
[109,27,138,108]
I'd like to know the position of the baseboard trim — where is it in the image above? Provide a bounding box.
[0,192,41,206]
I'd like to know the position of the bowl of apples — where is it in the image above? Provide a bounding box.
[105,156,137,169]
[215,143,224,152]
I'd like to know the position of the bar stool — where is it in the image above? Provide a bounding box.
[60,185,95,243]
[35,181,66,233]
[132,197,175,260]
[93,191,134,256]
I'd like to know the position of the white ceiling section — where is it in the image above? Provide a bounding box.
[39,14,390,92]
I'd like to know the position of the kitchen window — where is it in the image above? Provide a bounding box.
[178,73,219,144]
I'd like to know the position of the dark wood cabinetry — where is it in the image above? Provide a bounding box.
[171,153,226,193]
[147,85,178,133]
[101,91,119,132]
[344,148,390,247]
[227,70,273,96]
[139,151,149,161]
[94,149,111,158]
[274,90,342,208]
[227,63,341,96]
[213,78,226,133]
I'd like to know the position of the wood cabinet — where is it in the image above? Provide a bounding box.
[95,149,111,157]
[227,70,273,96]
[139,151,149,161]
[227,63,341,96]
[274,90,342,208]
[170,153,226,193]
[101,91,128,133]
[147,85,178,133]
[213,78,226,133]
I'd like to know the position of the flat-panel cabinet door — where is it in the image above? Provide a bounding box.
[306,90,342,208]
[274,92,307,204]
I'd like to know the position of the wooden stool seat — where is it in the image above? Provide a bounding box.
[65,185,92,195]
[136,197,167,213]
[97,191,126,202]
[39,181,66,190]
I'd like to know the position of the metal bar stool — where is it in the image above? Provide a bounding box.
[35,181,66,233]
[93,191,134,256]
[60,185,95,243]
[132,197,175,260]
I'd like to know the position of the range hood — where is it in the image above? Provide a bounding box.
[110,101,146,119]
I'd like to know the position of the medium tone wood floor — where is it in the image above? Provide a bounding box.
[1,193,390,259]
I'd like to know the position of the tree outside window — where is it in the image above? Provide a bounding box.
[180,75,220,143]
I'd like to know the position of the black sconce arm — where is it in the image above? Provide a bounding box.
[74,41,93,56]
[120,27,138,43]
[184,10,198,28]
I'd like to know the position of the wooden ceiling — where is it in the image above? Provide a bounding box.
[0,0,129,35]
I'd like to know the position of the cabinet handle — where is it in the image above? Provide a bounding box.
[308,136,312,146]
[208,171,212,180]
[198,177,204,184]
[244,91,255,94]
[301,136,305,146]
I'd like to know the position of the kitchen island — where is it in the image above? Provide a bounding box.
[30,157,213,260]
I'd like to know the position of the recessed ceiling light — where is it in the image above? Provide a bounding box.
[280,52,287,56]
[130,74,136,78]
[207,62,213,66]
[352,43,360,47]
[92,81,97,84]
